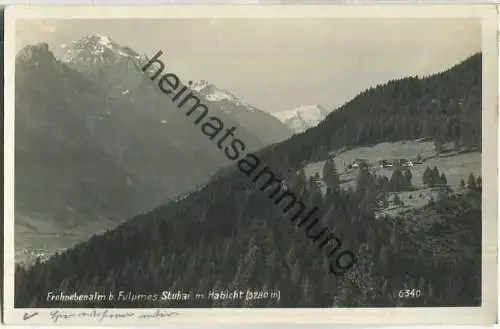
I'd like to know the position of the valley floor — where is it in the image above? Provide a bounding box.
[15,212,123,266]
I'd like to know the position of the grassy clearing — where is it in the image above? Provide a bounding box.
[302,139,481,217]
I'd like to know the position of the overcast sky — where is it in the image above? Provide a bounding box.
[16,18,480,113]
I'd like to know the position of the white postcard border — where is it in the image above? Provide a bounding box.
[3,4,498,325]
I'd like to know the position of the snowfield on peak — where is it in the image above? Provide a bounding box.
[190,80,210,92]
[189,79,256,111]
[272,104,334,134]
[60,33,144,64]
[96,35,113,46]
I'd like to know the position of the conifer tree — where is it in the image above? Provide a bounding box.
[404,169,412,188]
[323,158,340,190]
[390,169,402,191]
[467,173,477,189]
[308,175,323,205]
[439,173,447,185]
[294,168,308,192]
[393,194,403,206]
[360,184,378,213]
[356,166,371,194]
[423,166,432,187]
[431,166,440,186]
[415,152,423,163]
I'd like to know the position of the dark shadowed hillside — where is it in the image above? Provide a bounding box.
[15,53,482,308]
[15,40,293,263]
[15,44,142,225]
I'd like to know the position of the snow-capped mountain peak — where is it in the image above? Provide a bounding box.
[60,33,144,65]
[271,104,334,134]
[189,79,254,110]
[190,79,210,92]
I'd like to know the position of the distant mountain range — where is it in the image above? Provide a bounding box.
[59,34,292,144]
[188,79,293,143]
[15,34,292,235]
[271,104,334,134]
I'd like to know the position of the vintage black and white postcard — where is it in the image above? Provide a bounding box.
[3,4,498,325]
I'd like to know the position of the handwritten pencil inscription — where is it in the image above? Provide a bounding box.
[46,309,180,324]
[22,312,39,321]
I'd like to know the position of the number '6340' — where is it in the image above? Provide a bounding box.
[398,289,422,299]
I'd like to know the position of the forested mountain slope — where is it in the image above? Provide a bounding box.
[256,53,481,173]
[15,53,482,308]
